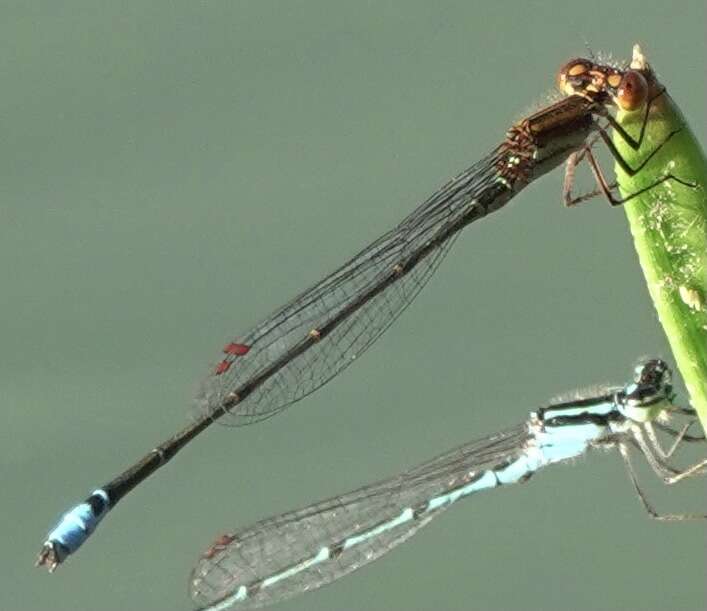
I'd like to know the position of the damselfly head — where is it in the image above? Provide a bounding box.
[633,358,672,392]
[556,58,622,100]
[556,57,648,112]
[621,358,674,423]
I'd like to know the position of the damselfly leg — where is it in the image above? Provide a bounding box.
[646,416,705,459]
[619,443,707,522]
[558,61,697,206]
[563,128,692,207]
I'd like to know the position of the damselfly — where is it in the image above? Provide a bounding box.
[188,359,706,610]
[37,53,680,570]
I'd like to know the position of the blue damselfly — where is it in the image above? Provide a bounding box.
[188,359,705,610]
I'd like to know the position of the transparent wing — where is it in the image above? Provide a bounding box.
[189,423,529,609]
[195,148,507,425]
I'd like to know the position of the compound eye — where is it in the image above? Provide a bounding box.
[556,59,593,94]
[616,70,648,111]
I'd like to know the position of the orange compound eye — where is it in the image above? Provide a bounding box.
[616,70,648,111]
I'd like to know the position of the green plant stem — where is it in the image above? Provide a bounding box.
[613,46,707,434]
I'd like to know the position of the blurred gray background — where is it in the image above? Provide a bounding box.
[2,2,705,610]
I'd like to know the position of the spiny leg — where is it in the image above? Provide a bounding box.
[669,406,700,417]
[562,133,617,206]
[564,129,694,207]
[594,122,694,181]
[665,457,707,484]
[632,426,707,484]
[591,85,665,153]
[564,84,695,207]
[650,421,706,456]
[645,419,706,459]
[619,443,707,521]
